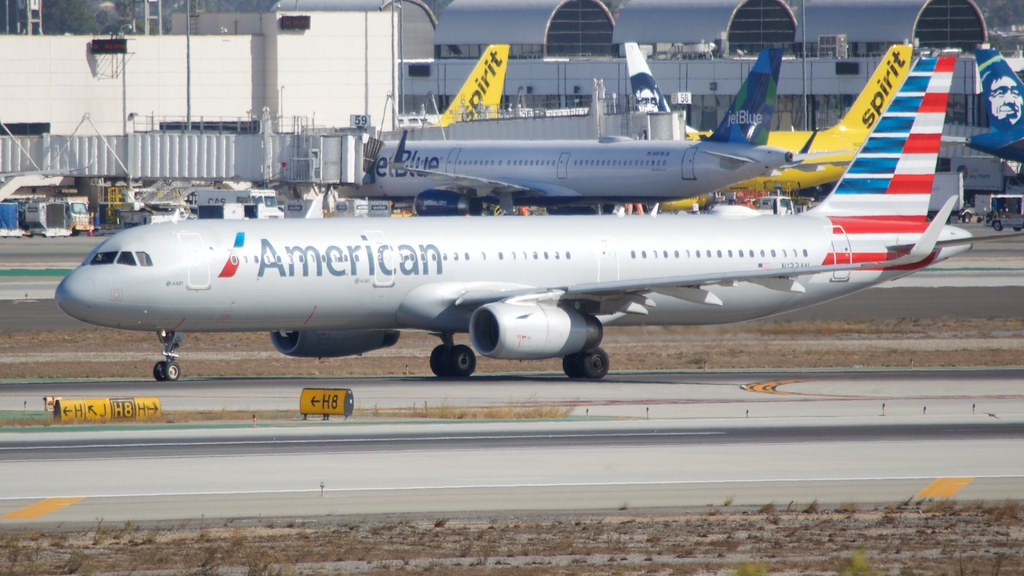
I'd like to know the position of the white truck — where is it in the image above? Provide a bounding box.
[190,188,284,220]
[950,156,1024,220]
[929,172,966,223]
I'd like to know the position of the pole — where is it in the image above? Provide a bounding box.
[186,0,192,131]
[801,0,808,130]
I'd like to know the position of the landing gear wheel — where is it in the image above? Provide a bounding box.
[447,344,476,378]
[579,348,609,379]
[163,362,181,381]
[154,361,167,382]
[430,345,452,377]
[153,361,181,382]
[563,348,609,379]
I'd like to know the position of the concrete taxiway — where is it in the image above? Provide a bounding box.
[1,370,1022,524]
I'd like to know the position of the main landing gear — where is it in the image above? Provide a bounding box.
[562,348,609,379]
[153,330,185,381]
[429,333,477,378]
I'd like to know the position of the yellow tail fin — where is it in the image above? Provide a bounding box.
[438,44,510,127]
[836,44,913,132]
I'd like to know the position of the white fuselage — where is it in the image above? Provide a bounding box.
[55,213,970,335]
[360,139,791,202]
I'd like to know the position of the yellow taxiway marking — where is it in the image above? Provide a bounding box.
[2,497,85,520]
[916,478,974,498]
[742,380,804,395]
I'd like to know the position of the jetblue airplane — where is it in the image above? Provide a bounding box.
[56,55,971,382]
[360,48,790,215]
[965,48,1024,162]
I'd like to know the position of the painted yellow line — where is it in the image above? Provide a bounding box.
[742,380,803,395]
[916,477,974,498]
[2,497,85,520]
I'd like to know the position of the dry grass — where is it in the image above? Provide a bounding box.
[1,502,1022,575]
[4,317,1024,381]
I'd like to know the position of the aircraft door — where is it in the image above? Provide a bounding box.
[829,226,852,282]
[178,232,211,291]
[557,152,570,179]
[681,147,697,180]
[363,230,395,288]
[446,148,462,173]
[594,237,618,282]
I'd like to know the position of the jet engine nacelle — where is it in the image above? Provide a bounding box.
[469,302,602,360]
[271,329,400,358]
[414,190,482,216]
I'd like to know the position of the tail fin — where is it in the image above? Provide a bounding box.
[814,55,956,220]
[625,42,671,113]
[437,44,510,127]
[976,48,1024,134]
[706,48,782,145]
[836,44,913,133]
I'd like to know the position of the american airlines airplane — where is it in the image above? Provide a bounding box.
[56,54,971,382]
[360,48,791,215]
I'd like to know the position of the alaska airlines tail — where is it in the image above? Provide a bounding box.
[835,44,913,133]
[815,55,956,220]
[965,48,1024,162]
[706,48,783,145]
[437,44,511,127]
[625,42,671,113]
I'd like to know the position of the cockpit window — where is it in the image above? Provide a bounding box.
[90,251,119,265]
[136,252,153,266]
[117,251,137,266]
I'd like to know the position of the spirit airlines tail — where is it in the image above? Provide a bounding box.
[437,44,510,127]
[55,55,971,382]
[362,48,791,215]
[965,48,1024,162]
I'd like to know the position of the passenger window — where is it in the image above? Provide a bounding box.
[117,251,137,266]
[771,249,777,257]
[90,251,118,265]
[135,252,153,266]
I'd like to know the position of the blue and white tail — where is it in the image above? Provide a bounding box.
[706,48,782,146]
[813,55,956,221]
[625,42,671,114]
[967,49,1024,162]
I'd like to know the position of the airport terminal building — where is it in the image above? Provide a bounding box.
[0,0,1018,190]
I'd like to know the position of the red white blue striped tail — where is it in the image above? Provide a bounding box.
[813,55,955,221]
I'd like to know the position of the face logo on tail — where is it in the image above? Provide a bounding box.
[218,232,245,278]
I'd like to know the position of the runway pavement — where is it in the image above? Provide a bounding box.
[1,369,1022,524]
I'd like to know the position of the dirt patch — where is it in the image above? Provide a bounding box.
[1,502,1021,575]
[4,317,1024,380]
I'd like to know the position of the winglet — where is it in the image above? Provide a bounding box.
[706,48,782,145]
[881,196,956,268]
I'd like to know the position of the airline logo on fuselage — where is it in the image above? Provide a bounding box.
[375,149,443,179]
[257,237,443,279]
[861,50,908,129]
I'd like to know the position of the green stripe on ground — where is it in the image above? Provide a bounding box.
[0,269,71,277]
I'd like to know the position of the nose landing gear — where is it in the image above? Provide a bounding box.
[154,330,185,381]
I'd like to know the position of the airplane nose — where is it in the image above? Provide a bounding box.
[55,270,98,322]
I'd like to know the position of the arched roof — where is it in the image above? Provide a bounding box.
[613,0,737,44]
[435,0,613,49]
[613,0,794,54]
[797,0,985,47]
